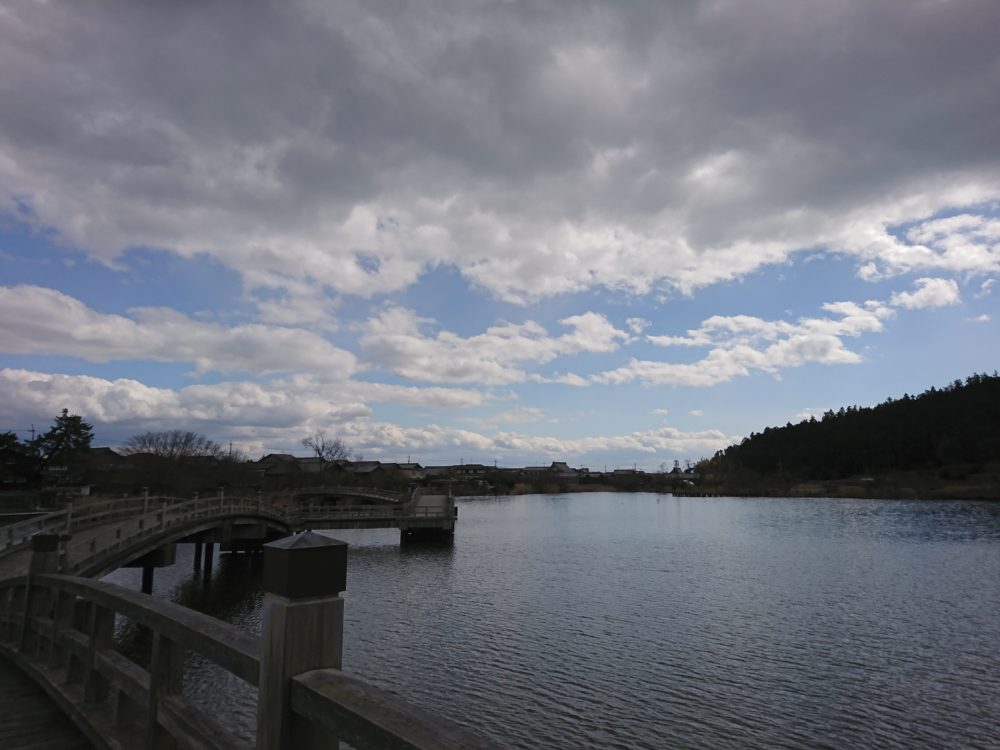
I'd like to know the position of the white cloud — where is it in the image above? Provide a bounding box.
[651,408,669,417]
[492,427,734,459]
[971,314,991,323]
[1,3,998,306]
[361,308,628,384]
[689,409,703,417]
[889,277,961,309]
[530,373,591,387]
[602,299,893,386]
[976,278,995,298]
[0,367,732,465]
[0,285,357,377]
[626,317,650,334]
[493,407,547,425]
[0,368,486,439]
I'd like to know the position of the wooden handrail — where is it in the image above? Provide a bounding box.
[291,668,503,750]
[0,533,497,750]
[36,574,260,685]
[0,573,256,748]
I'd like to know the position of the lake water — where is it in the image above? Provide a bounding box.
[105,493,1000,748]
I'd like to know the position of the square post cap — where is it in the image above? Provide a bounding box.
[263,532,348,599]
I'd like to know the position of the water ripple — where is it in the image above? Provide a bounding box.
[105,494,1000,749]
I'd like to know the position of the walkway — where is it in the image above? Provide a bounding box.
[0,656,92,749]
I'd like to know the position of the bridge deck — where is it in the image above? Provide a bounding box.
[0,656,93,749]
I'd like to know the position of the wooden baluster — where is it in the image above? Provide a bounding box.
[0,585,18,643]
[257,532,347,750]
[146,632,184,750]
[9,584,27,644]
[47,589,76,670]
[83,602,114,703]
[66,599,90,684]
[20,533,61,654]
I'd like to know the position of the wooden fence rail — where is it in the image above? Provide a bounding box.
[0,534,499,749]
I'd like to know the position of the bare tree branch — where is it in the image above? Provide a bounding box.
[301,430,353,461]
[121,430,225,459]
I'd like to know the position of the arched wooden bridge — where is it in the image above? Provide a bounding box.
[0,492,493,750]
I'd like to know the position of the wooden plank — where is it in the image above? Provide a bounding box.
[159,694,252,750]
[291,668,503,750]
[34,574,260,686]
[0,656,93,749]
[95,648,150,705]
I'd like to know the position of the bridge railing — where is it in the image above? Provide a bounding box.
[0,571,259,748]
[0,495,157,557]
[0,535,499,750]
[61,495,288,575]
[291,485,406,503]
[0,494,286,558]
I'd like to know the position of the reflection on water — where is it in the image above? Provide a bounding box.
[104,495,1000,749]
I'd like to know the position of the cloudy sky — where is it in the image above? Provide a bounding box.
[1,1,998,469]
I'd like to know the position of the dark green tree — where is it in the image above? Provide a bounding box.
[32,409,94,463]
[0,431,25,452]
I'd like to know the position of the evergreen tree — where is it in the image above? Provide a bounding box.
[708,373,1000,480]
[0,431,25,452]
[32,409,94,463]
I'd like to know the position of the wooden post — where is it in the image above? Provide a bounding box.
[47,589,76,670]
[193,541,203,571]
[202,542,214,577]
[141,566,155,594]
[83,603,115,703]
[257,532,347,750]
[146,632,184,750]
[66,599,90,684]
[20,533,61,652]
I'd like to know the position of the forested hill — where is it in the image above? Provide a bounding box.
[708,373,1000,480]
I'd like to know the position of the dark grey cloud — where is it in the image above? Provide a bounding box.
[1,0,998,302]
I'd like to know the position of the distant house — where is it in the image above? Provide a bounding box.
[87,447,131,472]
[257,454,300,477]
[549,461,579,478]
[0,447,37,488]
[451,463,490,476]
[395,462,426,480]
[296,457,326,474]
[348,461,384,476]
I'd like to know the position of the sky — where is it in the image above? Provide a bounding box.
[1,1,998,470]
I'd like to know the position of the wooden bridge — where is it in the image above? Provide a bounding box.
[0,492,496,749]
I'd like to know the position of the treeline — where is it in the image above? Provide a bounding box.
[706,372,1000,480]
